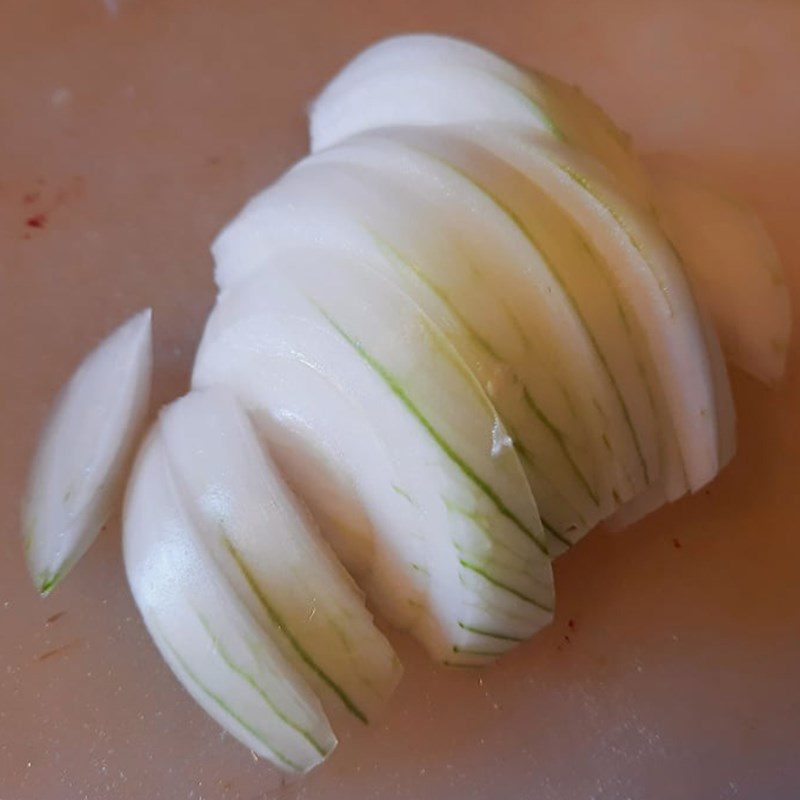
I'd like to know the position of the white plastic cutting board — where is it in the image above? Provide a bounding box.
[1,1,799,798]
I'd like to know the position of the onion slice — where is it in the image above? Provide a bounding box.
[123,426,337,773]
[23,309,152,594]
[156,388,402,724]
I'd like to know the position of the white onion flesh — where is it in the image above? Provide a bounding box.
[23,309,152,594]
[459,126,723,497]
[213,153,609,544]
[607,291,738,530]
[338,126,663,544]
[309,33,649,203]
[123,427,336,773]
[212,135,647,541]
[305,132,652,511]
[157,389,402,723]
[194,256,554,663]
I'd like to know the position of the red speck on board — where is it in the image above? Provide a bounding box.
[567,618,576,631]
[25,213,47,229]
[22,191,40,205]
[672,537,682,549]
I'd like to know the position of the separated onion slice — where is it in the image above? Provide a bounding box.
[646,156,791,385]
[23,309,152,594]
[123,427,336,773]
[194,255,553,664]
[309,33,649,203]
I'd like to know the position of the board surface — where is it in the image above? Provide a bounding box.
[1,1,799,798]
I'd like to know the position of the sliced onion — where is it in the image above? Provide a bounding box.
[194,255,553,664]
[123,427,336,773]
[23,309,152,594]
[607,298,737,530]
[157,388,401,724]
[212,135,635,543]
[461,126,721,497]
[343,125,663,548]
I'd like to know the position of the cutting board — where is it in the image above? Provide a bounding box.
[2,1,799,798]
